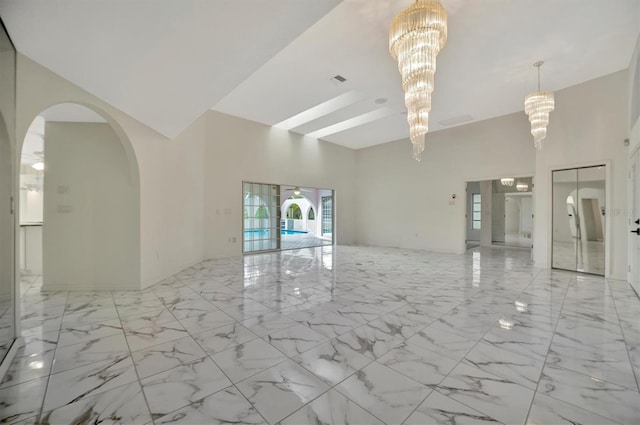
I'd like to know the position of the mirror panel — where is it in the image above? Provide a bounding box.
[552,168,578,271]
[0,19,16,364]
[552,166,606,276]
[576,166,606,274]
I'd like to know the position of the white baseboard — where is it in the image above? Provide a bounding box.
[141,257,204,290]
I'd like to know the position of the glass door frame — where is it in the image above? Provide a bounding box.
[242,181,281,254]
[550,162,610,277]
[241,181,336,255]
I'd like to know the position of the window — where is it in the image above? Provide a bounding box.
[243,182,280,253]
[472,193,481,230]
[255,206,269,219]
[286,203,302,219]
[307,207,315,220]
[322,196,333,235]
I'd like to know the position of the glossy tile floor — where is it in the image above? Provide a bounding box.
[1,245,639,424]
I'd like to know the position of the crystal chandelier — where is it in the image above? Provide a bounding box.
[516,182,529,192]
[389,0,447,161]
[524,61,554,149]
[500,178,514,187]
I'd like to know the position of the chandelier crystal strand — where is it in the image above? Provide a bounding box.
[390,0,447,161]
[524,61,554,149]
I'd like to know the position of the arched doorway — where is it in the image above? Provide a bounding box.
[18,103,140,292]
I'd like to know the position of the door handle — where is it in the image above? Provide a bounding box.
[635,219,640,225]
[632,228,640,235]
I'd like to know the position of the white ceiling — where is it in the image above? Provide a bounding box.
[214,0,640,149]
[0,0,341,138]
[1,0,639,150]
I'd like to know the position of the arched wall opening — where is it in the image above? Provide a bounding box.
[18,102,141,291]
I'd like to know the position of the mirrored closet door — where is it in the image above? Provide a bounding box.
[552,165,606,275]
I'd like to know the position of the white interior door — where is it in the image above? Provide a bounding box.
[630,150,640,295]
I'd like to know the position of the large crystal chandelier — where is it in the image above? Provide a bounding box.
[524,61,554,150]
[389,0,447,161]
[500,178,514,187]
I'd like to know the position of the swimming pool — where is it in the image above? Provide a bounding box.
[244,229,308,236]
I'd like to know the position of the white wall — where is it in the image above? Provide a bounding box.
[492,192,505,243]
[204,111,355,259]
[16,55,205,288]
[533,70,629,279]
[19,175,43,223]
[355,112,535,254]
[42,122,139,290]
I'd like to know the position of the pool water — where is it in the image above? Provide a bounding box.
[244,229,308,236]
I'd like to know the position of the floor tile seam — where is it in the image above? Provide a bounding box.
[272,386,336,425]
[541,354,639,391]
[427,387,508,425]
[535,390,627,425]
[5,373,50,423]
[37,290,70,417]
[153,382,270,425]
[55,324,126,351]
[524,274,578,424]
[38,379,144,420]
[370,353,452,391]
[261,330,328,359]
[109,290,155,423]
[331,381,398,425]
[431,281,539,424]
[208,349,290,386]
[605,279,640,394]
[184,321,272,425]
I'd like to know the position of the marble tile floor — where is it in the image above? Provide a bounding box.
[1,245,639,424]
[280,233,332,251]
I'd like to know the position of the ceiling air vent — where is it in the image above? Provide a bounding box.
[332,75,347,83]
[439,114,473,127]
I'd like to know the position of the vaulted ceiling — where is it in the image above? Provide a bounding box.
[1,0,639,149]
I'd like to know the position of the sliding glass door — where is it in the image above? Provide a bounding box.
[243,182,280,253]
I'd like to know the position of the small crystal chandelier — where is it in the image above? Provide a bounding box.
[516,182,529,192]
[389,0,447,161]
[500,178,514,187]
[524,61,555,150]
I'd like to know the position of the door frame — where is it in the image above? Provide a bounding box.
[628,147,640,296]
[548,160,612,277]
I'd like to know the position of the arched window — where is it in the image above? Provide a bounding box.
[255,206,269,219]
[286,203,302,219]
[307,207,315,220]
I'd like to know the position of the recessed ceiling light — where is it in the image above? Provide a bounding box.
[306,108,395,139]
[273,91,363,131]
